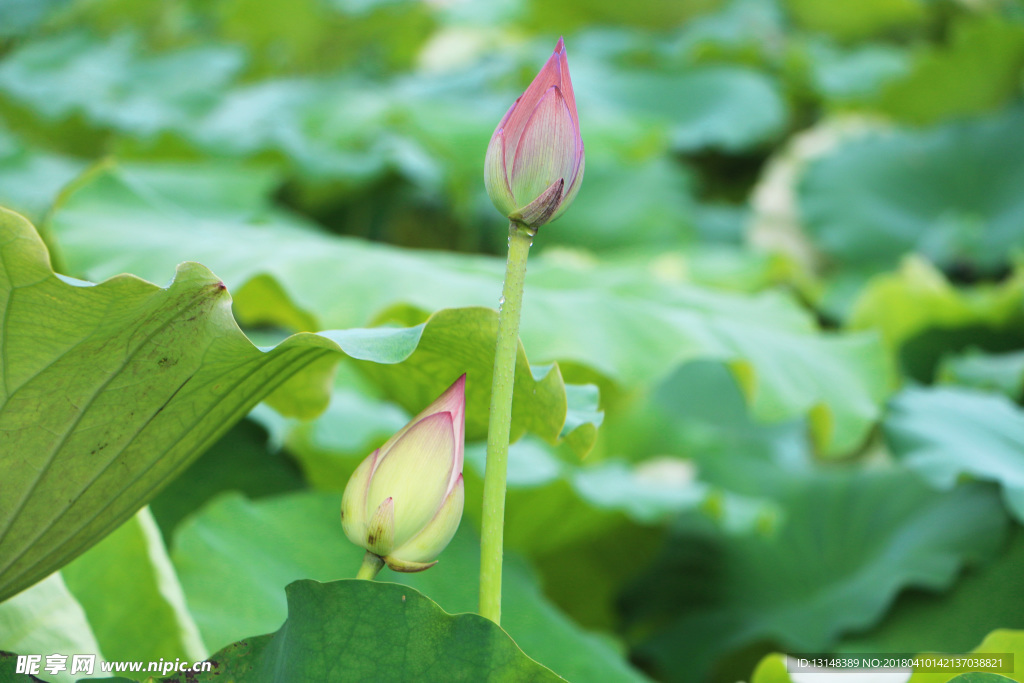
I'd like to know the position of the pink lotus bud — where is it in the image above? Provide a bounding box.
[485,37,585,229]
[341,376,466,573]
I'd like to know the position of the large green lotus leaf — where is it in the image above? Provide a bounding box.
[848,258,1024,354]
[670,0,786,65]
[2,583,563,683]
[620,359,812,479]
[468,435,772,552]
[249,387,408,487]
[622,472,1007,683]
[202,0,434,77]
[0,31,471,193]
[576,61,788,152]
[0,33,244,139]
[484,439,773,630]
[876,17,1024,125]
[523,0,721,32]
[0,207,392,603]
[0,208,588,604]
[47,0,432,73]
[49,160,891,455]
[539,154,697,253]
[909,631,1024,683]
[171,491,650,683]
[938,348,1024,401]
[885,386,1024,523]
[799,108,1024,277]
[353,307,599,452]
[188,76,440,189]
[660,241,793,294]
[839,528,1024,655]
[0,574,105,683]
[60,508,206,663]
[0,125,84,225]
[148,418,306,543]
[785,0,926,40]
[594,358,854,552]
[189,64,515,205]
[806,39,911,103]
[175,580,560,683]
[0,0,67,38]
[247,310,603,456]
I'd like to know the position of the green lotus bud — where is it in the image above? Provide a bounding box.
[341,375,466,573]
[485,37,585,229]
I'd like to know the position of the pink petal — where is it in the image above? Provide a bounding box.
[502,40,566,179]
[484,128,517,218]
[555,38,580,136]
[428,375,466,489]
[550,144,585,224]
[510,86,578,208]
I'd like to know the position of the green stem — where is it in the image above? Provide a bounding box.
[479,220,535,624]
[356,552,384,580]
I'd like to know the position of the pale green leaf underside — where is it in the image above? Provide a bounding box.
[0,208,591,602]
[886,386,1024,523]
[0,574,105,683]
[849,257,1024,352]
[839,529,1024,656]
[938,348,1024,401]
[800,108,1024,277]
[61,507,207,663]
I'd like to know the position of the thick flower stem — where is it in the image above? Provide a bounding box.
[356,551,384,580]
[479,220,534,624]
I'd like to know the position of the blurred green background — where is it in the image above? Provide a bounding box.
[2,0,1024,681]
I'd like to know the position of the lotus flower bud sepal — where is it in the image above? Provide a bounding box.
[485,37,585,229]
[342,376,466,573]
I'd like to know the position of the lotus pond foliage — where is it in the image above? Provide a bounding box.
[1,0,1024,682]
